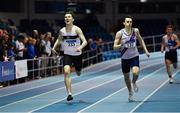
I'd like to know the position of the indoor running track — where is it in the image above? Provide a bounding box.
[0,51,180,113]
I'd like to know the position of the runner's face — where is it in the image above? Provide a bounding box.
[124,18,132,28]
[166,27,173,35]
[64,14,74,25]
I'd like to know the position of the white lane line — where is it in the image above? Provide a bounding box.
[129,69,180,113]
[0,59,162,112]
[0,62,119,98]
[0,69,121,109]
[0,57,161,98]
[29,61,162,113]
[77,66,165,113]
[28,76,123,113]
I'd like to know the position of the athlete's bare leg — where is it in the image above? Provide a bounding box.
[64,65,73,101]
[132,66,139,92]
[173,63,177,69]
[132,66,139,83]
[123,73,133,101]
[165,60,173,84]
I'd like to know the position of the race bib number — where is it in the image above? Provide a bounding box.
[124,42,136,48]
[65,40,76,47]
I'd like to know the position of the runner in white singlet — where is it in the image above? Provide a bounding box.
[52,11,87,101]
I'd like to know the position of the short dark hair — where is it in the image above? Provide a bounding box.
[124,15,132,21]
[166,24,173,29]
[64,11,74,18]
[18,34,25,40]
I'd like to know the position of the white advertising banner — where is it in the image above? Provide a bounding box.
[15,60,28,79]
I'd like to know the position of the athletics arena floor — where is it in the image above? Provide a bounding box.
[0,51,180,113]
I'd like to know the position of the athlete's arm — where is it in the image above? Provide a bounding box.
[136,28,150,57]
[113,31,122,50]
[161,36,165,53]
[76,26,87,51]
[172,34,179,49]
[52,34,62,53]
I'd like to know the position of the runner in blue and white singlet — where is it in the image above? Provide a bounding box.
[119,28,139,59]
[113,15,150,102]
[161,25,179,84]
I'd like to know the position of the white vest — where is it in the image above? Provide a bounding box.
[60,26,81,56]
[120,28,139,59]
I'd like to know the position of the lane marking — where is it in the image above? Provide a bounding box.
[0,70,121,110]
[0,59,163,112]
[77,66,165,113]
[129,69,180,113]
[0,62,119,98]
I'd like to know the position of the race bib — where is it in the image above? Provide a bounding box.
[65,40,76,47]
[124,42,136,48]
[63,39,81,55]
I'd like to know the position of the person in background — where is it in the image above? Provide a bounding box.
[161,25,179,84]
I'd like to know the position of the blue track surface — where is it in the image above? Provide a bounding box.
[0,51,179,113]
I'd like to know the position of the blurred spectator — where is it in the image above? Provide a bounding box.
[96,37,104,62]
[41,32,52,57]
[26,37,37,79]
[26,37,36,59]
[8,34,16,46]
[0,29,5,61]
[0,29,9,61]
[7,42,16,61]
[87,38,97,50]
[50,36,56,48]
[3,50,8,62]
[87,38,97,64]
[32,30,43,58]
[15,34,27,60]
[40,32,52,76]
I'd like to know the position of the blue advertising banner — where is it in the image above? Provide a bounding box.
[0,61,15,82]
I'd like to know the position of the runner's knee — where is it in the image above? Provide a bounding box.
[132,66,139,76]
[64,65,71,75]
